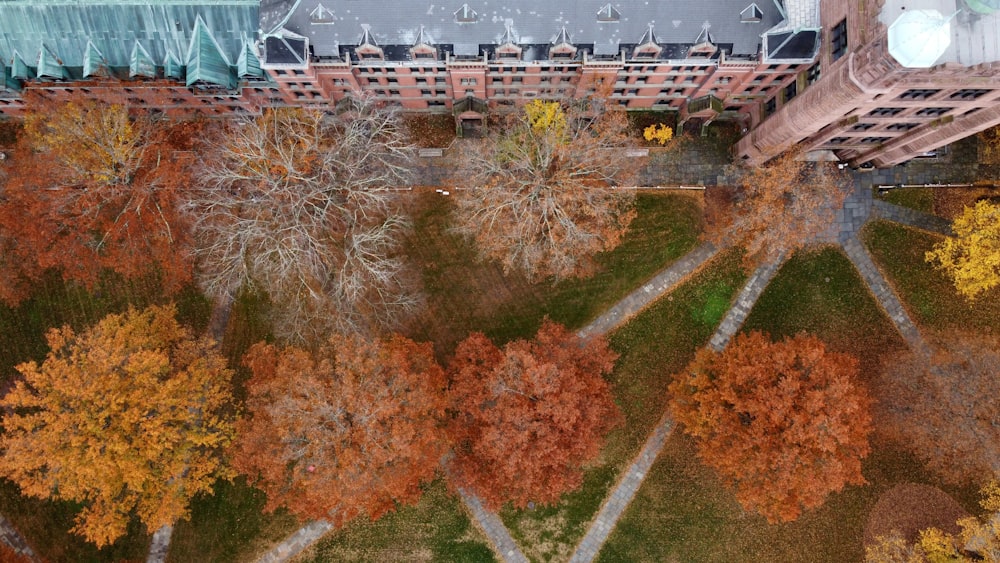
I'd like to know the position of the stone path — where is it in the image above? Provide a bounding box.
[256,520,334,563]
[146,525,172,563]
[577,241,718,339]
[567,414,674,563]
[457,490,529,563]
[840,234,926,350]
[0,515,38,562]
[871,200,954,236]
[708,256,785,352]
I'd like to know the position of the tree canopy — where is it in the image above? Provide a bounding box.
[0,98,195,305]
[185,101,418,342]
[0,305,234,547]
[232,334,447,526]
[452,99,636,281]
[925,200,1000,300]
[717,152,849,266]
[669,332,871,523]
[446,320,621,508]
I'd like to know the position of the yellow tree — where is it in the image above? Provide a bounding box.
[926,200,1000,300]
[453,99,636,281]
[0,305,235,547]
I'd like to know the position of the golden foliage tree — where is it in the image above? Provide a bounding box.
[446,320,621,508]
[643,123,674,145]
[867,482,1000,563]
[925,200,1000,300]
[0,97,195,305]
[0,305,234,547]
[669,332,872,523]
[877,336,1000,485]
[452,99,636,281]
[717,153,850,266]
[232,335,447,526]
[186,100,418,342]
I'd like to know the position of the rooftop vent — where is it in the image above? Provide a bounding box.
[597,3,621,22]
[455,4,478,23]
[741,3,763,23]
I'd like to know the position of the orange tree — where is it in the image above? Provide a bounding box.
[717,152,850,266]
[669,331,872,523]
[0,97,195,305]
[446,320,621,508]
[452,99,636,281]
[232,334,447,526]
[0,305,234,547]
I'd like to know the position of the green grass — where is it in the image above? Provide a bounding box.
[167,478,299,563]
[300,480,496,562]
[875,187,935,214]
[404,191,704,355]
[742,246,907,373]
[862,220,1000,333]
[596,246,923,562]
[499,248,747,561]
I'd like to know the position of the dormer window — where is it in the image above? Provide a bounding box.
[496,23,522,60]
[455,4,478,23]
[549,27,576,60]
[741,3,763,23]
[310,3,336,24]
[597,4,621,22]
[356,25,384,61]
[411,26,437,60]
[632,24,662,60]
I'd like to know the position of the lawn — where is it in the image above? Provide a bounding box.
[500,248,747,562]
[595,246,939,562]
[875,187,934,214]
[862,220,1000,334]
[298,480,496,562]
[403,190,704,356]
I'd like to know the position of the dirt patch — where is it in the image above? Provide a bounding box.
[864,483,968,547]
[512,511,574,562]
[0,120,20,148]
[402,114,456,148]
[934,186,1000,219]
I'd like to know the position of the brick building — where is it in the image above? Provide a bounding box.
[1,0,998,166]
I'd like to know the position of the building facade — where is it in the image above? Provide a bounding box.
[1,0,998,166]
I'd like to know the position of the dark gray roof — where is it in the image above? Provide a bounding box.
[0,0,258,74]
[262,0,787,60]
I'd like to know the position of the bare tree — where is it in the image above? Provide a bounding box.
[452,99,636,281]
[185,99,419,342]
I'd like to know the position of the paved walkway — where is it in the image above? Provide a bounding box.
[708,256,785,351]
[567,414,674,563]
[255,520,334,563]
[578,242,718,339]
[458,490,529,563]
[0,515,38,562]
[146,525,172,563]
[871,200,954,236]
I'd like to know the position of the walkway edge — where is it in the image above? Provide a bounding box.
[146,525,172,563]
[458,489,529,563]
[578,241,719,339]
[0,514,38,562]
[708,256,785,351]
[255,519,334,563]
[871,200,953,236]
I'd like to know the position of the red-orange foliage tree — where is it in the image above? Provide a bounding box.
[669,332,872,523]
[0,96,195,305]
[446,320,621,508]
[232,334,447,525]
[877,336,1000,485]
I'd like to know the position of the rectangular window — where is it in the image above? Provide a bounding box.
[915,107,949,117]
[850,122,875,132]
[949,89,991,100]
[831,19,848,61]
[885,122,919,131]
[460,78,477,86]
[898,89,940,100]
[784,81,797,101]
[860,136,890,144]
[868,107,905,117]
[764,97,777,115]
[828,137,850,145]
[806,63,821,85]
